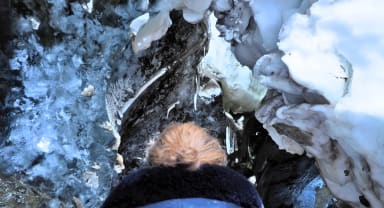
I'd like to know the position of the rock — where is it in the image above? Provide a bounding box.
[0,174,51,207]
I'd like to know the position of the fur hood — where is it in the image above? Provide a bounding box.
[102,164,263,208]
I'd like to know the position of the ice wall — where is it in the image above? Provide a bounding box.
[212,0,384,207]
[275,1,384,206]
[0,0,143,207]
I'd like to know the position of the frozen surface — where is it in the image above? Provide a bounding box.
[276,1,384,206]
[132,0,214,53]
[3,0,384,207]
[211,0,384,206]
[199,15,267,113]
[0,0,145,207]
[296,176,324,207]
[132,11,172,53]
[248,0,302,51]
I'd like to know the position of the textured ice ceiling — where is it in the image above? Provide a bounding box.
[129,0,384,207]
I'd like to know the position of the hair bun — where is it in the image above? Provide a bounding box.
[146,122,227,169]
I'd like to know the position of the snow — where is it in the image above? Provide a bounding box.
[212,0,384,206]
[277,1,384,206]
[199,14,267,113]
[248,0,302,51]
[279,13,349,104]
[81,0,94,14]
[211,0,232,12]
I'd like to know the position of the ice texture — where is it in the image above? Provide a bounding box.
[1,0,143,207]
[132,0,214,52]
[129,13,150,36]
[275,1,384,206]
[211,0,384,206]
[4,0,384,207]
[199,14,267,114]
[132,11,172,53]
[248,0,302,51]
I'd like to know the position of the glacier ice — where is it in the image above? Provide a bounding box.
[180,0,384,206]
[210,0,384,206]
[199,15,267,114]
[132,0,214,52]
[0,0,142,206]
[275,1,384,206]
[3,0,384,207]
[132,11,172,53]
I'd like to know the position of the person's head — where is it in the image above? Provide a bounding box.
[146,122,227,170]
[103,122,264,208]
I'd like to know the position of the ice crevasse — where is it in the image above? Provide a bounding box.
[130,0,384,207]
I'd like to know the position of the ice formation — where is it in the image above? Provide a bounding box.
[210,0,384,207]
[131,0,213,53]
[3,0,384,207]
[1,0,142,207]
[132,11,172,53]
[199,15,267,114]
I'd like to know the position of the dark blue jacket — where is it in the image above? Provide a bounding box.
[102,164,263,208]
[142,198,242,207]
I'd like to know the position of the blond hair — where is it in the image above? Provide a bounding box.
[146,122,227,170]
